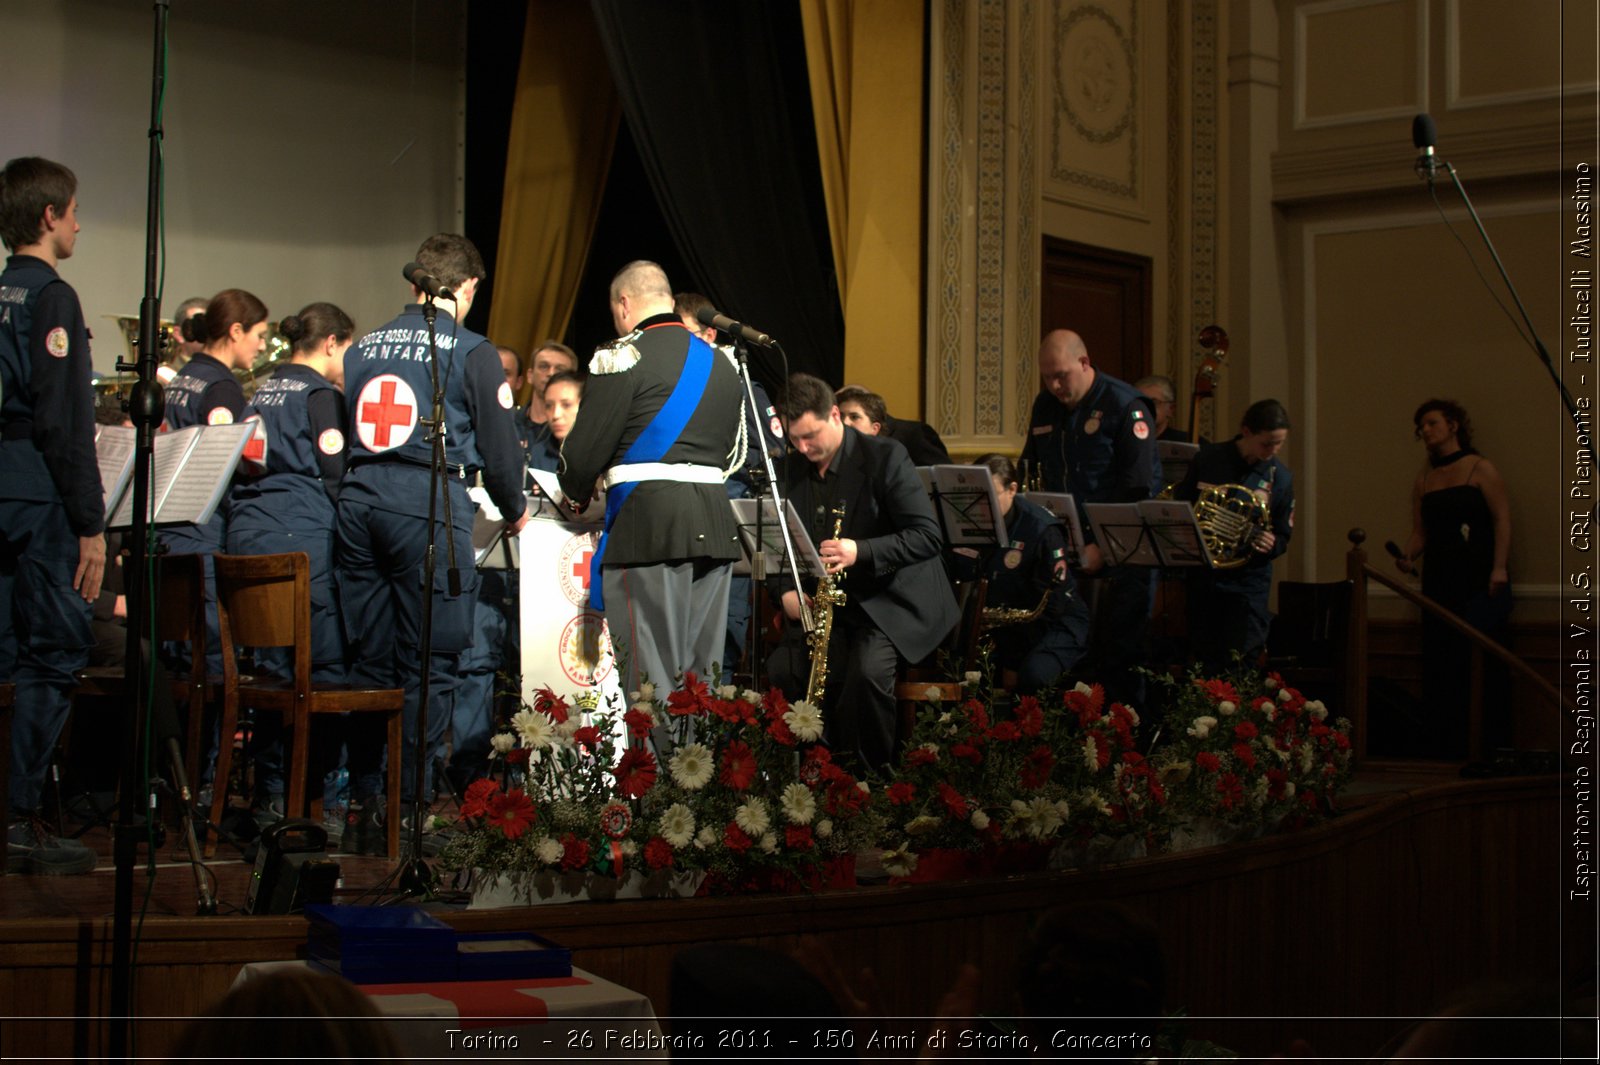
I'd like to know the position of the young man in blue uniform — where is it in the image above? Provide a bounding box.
[1175,399,1295,670]
[1019,328,1161,706]
[0,157,105,874]
[558,262,744,702]
[336,233,528,853]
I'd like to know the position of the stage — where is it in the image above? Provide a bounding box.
[0,763,1577,1061]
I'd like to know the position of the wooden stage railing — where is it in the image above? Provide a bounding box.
[0,774,1567,1062]
[1343,528,1574,764]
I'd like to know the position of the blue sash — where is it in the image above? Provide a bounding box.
[589,333,715,610]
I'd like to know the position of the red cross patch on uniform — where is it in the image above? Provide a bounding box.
[356,374,419,452]
[1132,420,1150,440]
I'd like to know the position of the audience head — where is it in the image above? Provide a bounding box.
[496,346,522,391]
[1237,398,1290,463]
[166,967,405,1062]
[0,156,77,257]
[414,232,485,316]
[834,384,887,436]
[181,289,269,371]
[526,342,578,402]
[673,290,718,346]
[1037,329,1095,408]
[280,302,355,388]
[609,260,673,336]
[543,370,584,443]
[670,944,844,1049]
[1134,375,1178,435]
[1412,397,1472,453]
[978,453,1020,518]
[781,372,846,468]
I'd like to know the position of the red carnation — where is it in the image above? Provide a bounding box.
[559,833,590,870]
[1233,721,1259,741]
[718,741,757,791]
[963,699,991,733]
[824,779,866,817]
[460,778,501,820]
[1196,678,1239,704]
[1232,742,1257,770]
[722,822,753,853]
[573,725,602,749]
[1020,745,1055,790]
[624,707,655,739]
[761,687,789,716]
[904,746,938,768]
[886,781,916,806]
[949,742,983,765]
[1088,730,1113,769]
[612,747,658,798]
[666,671,711,716]
[1216,773,1243,811]
[505,747,531,768]
[1063,685,1105,728]
[644,837,674,870]
[1266,768,1289,801]
[989,720,1022,743]
[784,825,815,851]
[485,789,536,840]
[766,712,797,746]
[1195,751,1222,772]
[708,698,744,723]
[1015,695,1044,737]
[533,686,571,724]
[936,781,969,820]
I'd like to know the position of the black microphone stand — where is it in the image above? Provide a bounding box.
[109,1,171,1053]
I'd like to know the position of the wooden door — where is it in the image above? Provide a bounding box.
[1039,237,1152,385]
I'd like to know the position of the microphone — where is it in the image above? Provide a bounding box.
[1411,113,1438,179]
[1383,540,1406,560]
[402,261,453,300]
[695,305,776,348]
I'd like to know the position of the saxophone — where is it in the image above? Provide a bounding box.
[804,505,847,706]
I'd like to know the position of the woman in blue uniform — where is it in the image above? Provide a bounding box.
[528,370,583,474]
[972,454,1091,693]
[226,302,352,819]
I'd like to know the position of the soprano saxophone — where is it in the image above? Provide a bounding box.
[804,505,847,706]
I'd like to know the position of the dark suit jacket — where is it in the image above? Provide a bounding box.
[881,415,951,466]
[774,427,960,664]
[559,313,743,565]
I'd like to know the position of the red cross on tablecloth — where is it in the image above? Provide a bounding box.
[360,975,588,1029]
[360,380,414,447]
[572,548,593,590]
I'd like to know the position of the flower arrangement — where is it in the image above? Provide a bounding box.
[1148,666,1354,844]
[438,676,879,900]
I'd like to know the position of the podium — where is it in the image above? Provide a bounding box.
[516,505,623,719]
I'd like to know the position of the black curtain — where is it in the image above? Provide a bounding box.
[588,0,843,390]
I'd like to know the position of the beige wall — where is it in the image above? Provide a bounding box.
[2,0,466,373]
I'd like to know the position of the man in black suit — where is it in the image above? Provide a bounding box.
[834,383,952,466]
[767,373,959,773]
[559,261,743,697]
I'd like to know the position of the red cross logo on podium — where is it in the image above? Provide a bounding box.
[356,374,418,452]
[571,549,593,591]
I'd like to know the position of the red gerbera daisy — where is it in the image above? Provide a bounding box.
[533,686,570,724]
[460,778,501,819]
[612,747,658,798]
[718,740,757,791]
[484,790,536,840]
[560,833,590,870]
[722,822,753,853]
[643,837,674,870]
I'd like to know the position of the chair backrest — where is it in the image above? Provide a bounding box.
[155,553,206,645]
[213,553,312,684]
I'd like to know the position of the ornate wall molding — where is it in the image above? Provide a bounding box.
[1047,0,1141,210]
[1188,0,1220,443]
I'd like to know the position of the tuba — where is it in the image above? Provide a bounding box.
[1194,484,1269,569]
[804,505,847,706]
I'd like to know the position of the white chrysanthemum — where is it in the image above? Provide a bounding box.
[1024,797,1065,840]
[1307,699,1328,721]
[734,798,771,836]
[1054,799,1071,821]
[659,803,696,848]
[937,711,953,725]
[536,837,564,865]
[906,815,941,836]
[1218,700,1237,716]
[1074,681,1094,696]
[1079,788,1114,817]
[881,843,918,878]
[918,742,940,759]
[619,840,638,858]
[1283,781,1296,800]
[964,671,983,687]
[490,732,516,755]
[694,825,717,849]
[784,700,825,742]
[1082,734,1101,771]
[780,782,817,824]
[1251,777,1270,809]
[638,681,655,701]
[1123,704,1141,726]
[1278,687,1294,703]
[1007,799,1035,835]
[1298,746,1315,774]
[816,818,834,839]
[1262,704,1277,723]
[742,689,764,706]
[512,708,555,749]
[970,809,990,831]
[717,684,738,700]
[924,685,945,702]
[1188,715,1218,739]
[856,779,870,794]
[669,743,714,790]
[759,833,778,854]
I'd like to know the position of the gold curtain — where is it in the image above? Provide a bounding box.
[487,0,620,381]
[800,0,926,417]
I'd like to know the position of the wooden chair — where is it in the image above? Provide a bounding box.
[76,553,215,796]
[0,681,14,875]
[209,552,402,859]
[894,579,988,739]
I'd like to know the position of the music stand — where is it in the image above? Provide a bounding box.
[731,497,824,580]
[922,464,1010,551]
[1019,490,1086,566]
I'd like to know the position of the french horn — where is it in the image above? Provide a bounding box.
[1194,483,1268,570]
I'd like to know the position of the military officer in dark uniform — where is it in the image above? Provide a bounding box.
[969,454,1091,693]
[0,156,104,874]
[336,233,528,852]
[558,262,743,699]
[1174,398,1295,670]
[1019,329,1161,705]
[767,373,960,773]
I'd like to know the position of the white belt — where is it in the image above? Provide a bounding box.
[603,462,725,489]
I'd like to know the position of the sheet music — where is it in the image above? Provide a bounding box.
[1157,440,1200,488]
[927,464,1008,548]
[94,424,136,519]
[730,497,824,577]
[1084,502,1162,567]
[1138,499,1214,567]
[1020,491,1085,560]
[107,424,253,529]
[108,426,193,529]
